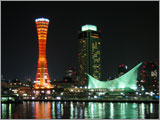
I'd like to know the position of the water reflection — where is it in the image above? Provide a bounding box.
[150,103,153,113]
[2,104,7,118]
[34,102,52,119]
[51,102,56,118]
[139,103,145,119]
[1,102,159,119]
[110,102,114,118]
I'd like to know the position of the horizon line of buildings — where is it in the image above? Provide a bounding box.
[1,18,159,96]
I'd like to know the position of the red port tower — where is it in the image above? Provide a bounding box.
[34,18,51,89]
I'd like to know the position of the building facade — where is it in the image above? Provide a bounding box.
[63,67,78,83]
[78,24,101,85]
[138,60,159,95]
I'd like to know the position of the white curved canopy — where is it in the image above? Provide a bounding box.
[88,62,142,91]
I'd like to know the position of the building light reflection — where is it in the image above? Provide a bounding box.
[9,104,12,119]
[52,102,56,119]
[74,104,78,119]
[56,102,61,119]
[1,101,158,119]
[61,103,64,116]
[140,103,145,119]
[84,107,88,119]
[98,103,103,117]
[150,103,153,113]
[2,104,7,119]
[34,102,51,119]
[90,102,94,118]
[110,102,114,119]
[70,102,74,119]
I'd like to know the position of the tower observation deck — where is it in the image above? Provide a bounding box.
[34,18,51,89]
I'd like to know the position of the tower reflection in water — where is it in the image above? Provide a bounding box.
[34,102,52,119]
[1,102,159,119]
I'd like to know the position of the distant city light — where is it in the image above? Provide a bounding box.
[121,93,124,95]
[46,90,50,94]
[150,92,155,96]
[142,86,145,91]
[94,96,97,98]
[23,94,27,96]
[32,97,35,99]
[34,81,40,83]
[36,91,39,94]
[12,89,18,93]
[155,96,159,99]
[91,89,94,91]
[125,65,128,69]
[41,91,44,93]
[56,97,61,100]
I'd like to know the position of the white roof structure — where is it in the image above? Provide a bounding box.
[35,18,49,22]
[88,62,142,91]
[81,24,97,31]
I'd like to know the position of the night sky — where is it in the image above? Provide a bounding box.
[2,1,159,81]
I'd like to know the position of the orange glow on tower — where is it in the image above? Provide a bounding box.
[34,18,51,89]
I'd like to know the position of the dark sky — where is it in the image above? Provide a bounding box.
[2,1,159,81]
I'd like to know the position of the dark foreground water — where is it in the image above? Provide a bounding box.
[1,101,159,119]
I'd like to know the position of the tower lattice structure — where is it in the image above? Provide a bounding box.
[34,18,51,89]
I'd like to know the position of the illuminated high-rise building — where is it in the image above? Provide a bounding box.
[118,64,128,77]
[34,18,51,89]
[63,67,78,83]
[138,60,159,94]
[78,24,101,85]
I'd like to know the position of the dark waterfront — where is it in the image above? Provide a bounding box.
[1,101,159,119]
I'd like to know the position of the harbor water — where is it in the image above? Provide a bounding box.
[1,101,159,119]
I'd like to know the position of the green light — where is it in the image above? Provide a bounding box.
[9,97,15,101]
[52,102,56,119]
[82,25,97,31]
[2,97,8,102]
[88,62,142,91]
